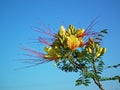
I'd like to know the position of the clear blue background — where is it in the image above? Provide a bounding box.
[0,0,120,90]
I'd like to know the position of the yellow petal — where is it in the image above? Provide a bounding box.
[67,35,80,50]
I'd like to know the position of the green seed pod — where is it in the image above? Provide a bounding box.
[96,52,101,58]
[100,48,106,56]
[103,48,106,53]
[88,47,92,53]
[99,47,103,53]
[95,43,100,52]
[95,47,103,58]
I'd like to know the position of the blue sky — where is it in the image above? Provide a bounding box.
[0,0,120,90]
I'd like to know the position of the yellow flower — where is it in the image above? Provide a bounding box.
[44,46,61,60]
[67,35,80,50]
[79,39,85,47]
[76,28,85,37]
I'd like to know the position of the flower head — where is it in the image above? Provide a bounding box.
[21,23,107,67]
[67,35,80,50]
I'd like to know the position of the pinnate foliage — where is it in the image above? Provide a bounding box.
[22,24,120,90]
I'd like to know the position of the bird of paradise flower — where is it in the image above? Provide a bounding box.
[20,20,106,69]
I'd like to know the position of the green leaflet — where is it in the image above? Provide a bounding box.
[100,29,108,34]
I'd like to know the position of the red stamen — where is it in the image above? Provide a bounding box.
[38,37,51,46]
[71,44,77,50]
[31,26,54,36]
[21,48,45,57]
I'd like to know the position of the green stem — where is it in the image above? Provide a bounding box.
[68,53,87,73]
[68,52,104,90]
[68,55,80,68]
[92,59,104,90]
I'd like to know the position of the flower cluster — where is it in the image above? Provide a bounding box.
[22,24,107,66]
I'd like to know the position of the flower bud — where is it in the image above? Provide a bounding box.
[58,25,66,36]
